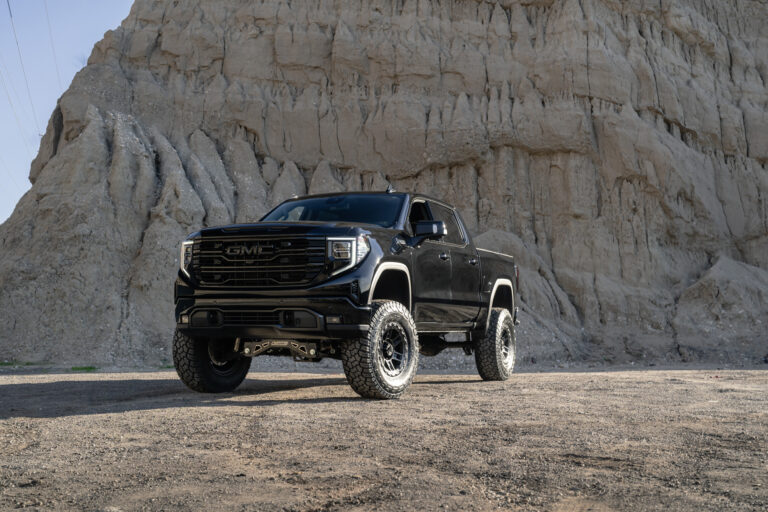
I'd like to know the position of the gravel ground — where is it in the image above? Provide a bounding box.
[0,367,766,511]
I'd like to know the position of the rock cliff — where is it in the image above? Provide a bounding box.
[1,0,767,366]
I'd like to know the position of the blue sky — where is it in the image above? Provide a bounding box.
[0,0,134,223]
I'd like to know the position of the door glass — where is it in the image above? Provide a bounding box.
[407,201,432,234]
[428,203,464,245]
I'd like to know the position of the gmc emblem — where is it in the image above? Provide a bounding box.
[225,245,261,256]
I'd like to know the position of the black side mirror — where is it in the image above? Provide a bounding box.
[413,220,446,243]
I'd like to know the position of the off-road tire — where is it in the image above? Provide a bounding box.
[341,300,419,399]
[475,308,516,381]
[172,329,251,393]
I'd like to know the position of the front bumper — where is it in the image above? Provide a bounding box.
[175,295,371,340]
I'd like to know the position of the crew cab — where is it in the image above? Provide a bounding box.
[173,191,519,399]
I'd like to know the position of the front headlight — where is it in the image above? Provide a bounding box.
[328,235,370,275]
[180,240,194,277]
[330,240,353,260]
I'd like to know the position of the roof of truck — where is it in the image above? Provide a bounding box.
[289,191,454,208]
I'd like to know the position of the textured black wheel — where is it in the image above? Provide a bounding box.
[341,300,419,399]
[475,308,516,381]
[172,329,251,393]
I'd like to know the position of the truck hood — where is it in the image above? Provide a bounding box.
[194,221,372,239]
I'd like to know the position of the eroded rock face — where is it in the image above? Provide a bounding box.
[2,0,767,365]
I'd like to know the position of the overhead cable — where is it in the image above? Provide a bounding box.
[0,49,27,119]
[0,61,35,157]
[43,0,62,90]
[0,152,25,196]
[6,0,42,134]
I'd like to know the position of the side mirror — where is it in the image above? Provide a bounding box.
[413,220,447,242]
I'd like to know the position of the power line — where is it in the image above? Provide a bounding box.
[0,60,35,157]
[0,151,25,196]
[43,0,62,90]
[6,0,42,135]
[0,49,27,119]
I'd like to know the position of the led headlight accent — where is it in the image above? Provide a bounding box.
[331,240,352,260]
[180,240,194,277]
[328,235,370,275]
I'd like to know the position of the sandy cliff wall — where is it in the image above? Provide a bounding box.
[1,0,767,366]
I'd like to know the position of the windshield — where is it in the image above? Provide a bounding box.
[261,194,405,228]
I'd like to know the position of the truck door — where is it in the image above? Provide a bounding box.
[407,200,453,325]
[427,202,482,325]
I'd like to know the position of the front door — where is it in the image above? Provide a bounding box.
[411,241,453,324]
[427,202,481,325]
[407,200,453,325]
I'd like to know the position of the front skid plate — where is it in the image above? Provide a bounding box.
[241,339,319,359]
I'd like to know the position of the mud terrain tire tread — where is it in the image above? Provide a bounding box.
[475,307,516,381]
[341,300,419,399]
[173,329,251,393]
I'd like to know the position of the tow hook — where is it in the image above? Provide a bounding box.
[513,307,520,326]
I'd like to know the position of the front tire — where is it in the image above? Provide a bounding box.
[172,329,251,393]
[341,300,419,399]
[475,308,516,381]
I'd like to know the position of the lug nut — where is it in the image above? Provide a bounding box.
[244,347,251,355]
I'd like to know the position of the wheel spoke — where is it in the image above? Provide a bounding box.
[378,322,411,378]
[499,327,514,367]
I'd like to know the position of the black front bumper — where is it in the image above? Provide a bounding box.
[175,294,371,340]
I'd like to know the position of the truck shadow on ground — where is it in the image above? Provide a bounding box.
[0,374,482,420]
[0,375,349,420]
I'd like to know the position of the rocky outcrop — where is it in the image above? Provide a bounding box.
[1,0,767,366]
[673,257,768,362]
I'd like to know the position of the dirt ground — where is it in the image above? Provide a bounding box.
[0,367,766,511]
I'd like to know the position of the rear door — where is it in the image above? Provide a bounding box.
[427,202,482,325]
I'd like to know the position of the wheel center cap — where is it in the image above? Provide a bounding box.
[383,342,394,358]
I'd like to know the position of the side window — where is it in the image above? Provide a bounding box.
[407,201,432,234]
[428,202,464,245]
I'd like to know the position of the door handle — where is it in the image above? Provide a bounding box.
[439,252,449,261]
[468,258,478,266]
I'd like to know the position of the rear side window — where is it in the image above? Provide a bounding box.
[428,202,465,245]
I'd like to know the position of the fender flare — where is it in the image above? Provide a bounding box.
[486,278,515,330]
[368,262,412,312]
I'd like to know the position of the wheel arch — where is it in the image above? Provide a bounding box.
[486,278,515,329]
[368,263,412,312]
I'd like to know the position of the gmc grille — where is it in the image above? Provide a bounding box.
[189,236,326,288]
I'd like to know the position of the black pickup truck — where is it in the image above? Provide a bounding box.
[173,191,519,399]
